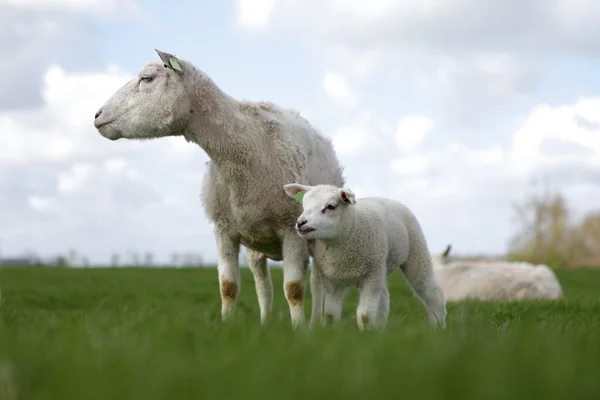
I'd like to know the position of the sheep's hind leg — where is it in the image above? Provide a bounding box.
[282,231,310,328]
[323,281,346,326]
[401,254,447,329]
[215,226,241,322]
[376,284,390,329]
[246,248,273,326]
[309,259,325,328]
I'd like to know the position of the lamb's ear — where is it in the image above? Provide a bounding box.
[155,49,184,73]
[339,188,356,205]
[442,244,452,258]
[283,183,313,204]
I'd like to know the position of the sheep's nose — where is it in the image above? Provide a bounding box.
[297,219,307,229]
[95,109,102,119]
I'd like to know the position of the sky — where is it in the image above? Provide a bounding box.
[1,0,600,265]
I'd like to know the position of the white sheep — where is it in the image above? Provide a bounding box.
[282,183,447,330]
[93,49,346,327]
[431,245,563,301]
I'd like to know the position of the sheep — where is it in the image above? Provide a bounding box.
[93,49,346,327]
[282,183,447,331]
[431,245,563,301]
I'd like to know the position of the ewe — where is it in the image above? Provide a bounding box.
[283,183,447,330]
[431,245,563,301]
[93,49,345,327]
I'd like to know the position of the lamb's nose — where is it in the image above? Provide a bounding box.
[95,109,102,119]
[297,219,307,229]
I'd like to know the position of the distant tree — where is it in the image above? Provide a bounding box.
[67,248,78,266]
[130,252,140,266]
[507,184,600,268]
[507,185,571,268]
[144,252,154,267]
[110,253,120,267]
[566,212,600,268]
[55,255,69,268]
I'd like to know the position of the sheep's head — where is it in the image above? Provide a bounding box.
[93,49,192,141]
[283,183,356,240]
[431,244,452,270]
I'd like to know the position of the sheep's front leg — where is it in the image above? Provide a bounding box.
[215,227,241,322]
[356,272,385,331]
[282,231,310,328]
[246,248,273,326]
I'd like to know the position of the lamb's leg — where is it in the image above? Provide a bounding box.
[401,254,447,329]
[356,273,386,331]
[246,249,273,326]
[309,259,325,328]
[323,281,346,326]
[282,231,310,328]
[376,284,390,329]
[215,227,241,322]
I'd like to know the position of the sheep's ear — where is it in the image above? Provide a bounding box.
[442,244,452,258]
[155,49,184,73]
[283,183,312,204]
[339,188,356,205]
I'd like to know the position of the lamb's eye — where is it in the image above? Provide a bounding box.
[140,75,153,83]
[322,204,336,213]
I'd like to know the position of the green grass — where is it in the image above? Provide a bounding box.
[1,266,600,400]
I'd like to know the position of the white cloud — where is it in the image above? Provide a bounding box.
[238,1,600,54]
[323,96,600,254]
[387,98,600,203]
[322,72,359,107]
[394,114,434,153]
[235,0,275,31]
[232,1,600,124]
[0,64,213,264]
[0,0,139,15]
[0,64,134,165]
[331,110,391,157]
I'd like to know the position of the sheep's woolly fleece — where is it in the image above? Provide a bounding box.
[93,49,346,328]
[431,246,563,301]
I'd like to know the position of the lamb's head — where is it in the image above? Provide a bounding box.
[93,49,194,141]
[283,183,356,240]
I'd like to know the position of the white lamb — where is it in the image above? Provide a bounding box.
[93,49,346,327]
[431,245,563,301]
[282,183,447,330]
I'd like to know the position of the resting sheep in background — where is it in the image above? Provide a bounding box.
[93,49,346,327]
[431,244,563,301]
[283,183,447,331]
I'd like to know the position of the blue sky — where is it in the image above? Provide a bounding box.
[1,0,600,265]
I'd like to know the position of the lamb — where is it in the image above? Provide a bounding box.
[282,183,447,330]
[431,245,563,301]
[93,49,346,327]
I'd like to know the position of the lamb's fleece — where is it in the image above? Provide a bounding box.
[283,183,447,330]
[431,245,563,301]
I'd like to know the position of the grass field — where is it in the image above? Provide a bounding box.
[0,266,599,400]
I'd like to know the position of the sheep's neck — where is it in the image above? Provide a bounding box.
[319,209,360,250]
[184,78,258,184]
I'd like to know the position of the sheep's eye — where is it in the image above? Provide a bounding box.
[140,75,153,83]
